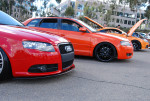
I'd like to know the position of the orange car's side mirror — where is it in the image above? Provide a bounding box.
[79,27,87,32]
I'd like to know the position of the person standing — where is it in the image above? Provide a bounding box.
[104,23,107,27]
[117,25,120,29]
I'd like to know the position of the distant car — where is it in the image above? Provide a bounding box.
[145,33,150,47]
[139,33,147,38]
[0,11,75,80]
[83,16,149,51]
[23,17,133,62]
[132,32,146,39]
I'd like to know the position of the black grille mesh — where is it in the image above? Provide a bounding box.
[59,43,74,54]
[62,60,74,69]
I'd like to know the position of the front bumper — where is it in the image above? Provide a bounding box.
[15,65,74,79]
[141,41,149,49]
[117,45,133,59]
[11,43,75,77]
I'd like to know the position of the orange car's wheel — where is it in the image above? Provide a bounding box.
[132,41,141,51]
[94,43,117,62]
[0,48,12,81]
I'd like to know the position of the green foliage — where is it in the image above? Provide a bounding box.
[64,6,75,17]
[30,5,37,12]
[144,5,150,20]
[119,0,147,11]
[43,0,48,9]
[56,0,61,4]
[104,10,112,25]
[17,0,24,4]
[0,0,15,15]
[97,3,104,13]
[83,2,97,19]
[40,11,46,17]
[78,16,88,23]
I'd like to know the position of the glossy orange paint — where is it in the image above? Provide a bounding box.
[0,11,75,78]
[24,17,134,60]
[84,16,149,50]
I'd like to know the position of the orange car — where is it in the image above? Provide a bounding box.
[84,16,149,51]
[23,17,133,62]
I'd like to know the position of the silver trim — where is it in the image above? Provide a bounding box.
[0,52,4,74]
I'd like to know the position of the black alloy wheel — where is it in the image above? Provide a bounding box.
[94,43,116,62]
[132,42,140,51]
[0,48,12,81]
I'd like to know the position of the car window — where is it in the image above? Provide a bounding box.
[132,32,139,37]
[61,19,81,32]
[27,19,41,27]
[39,19,58,29]
[99,30,107,33]
[99,29,122,34]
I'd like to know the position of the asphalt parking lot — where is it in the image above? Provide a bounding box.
[1,50,150,101]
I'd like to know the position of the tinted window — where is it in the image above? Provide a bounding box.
[27,19,41,27]
[0,11,23,26]
[40,19,58,29]
[132,33,139,37]
[61,19,81,32]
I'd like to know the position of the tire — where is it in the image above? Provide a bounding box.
[132,41,140,51]
[0,48,12,80]
[94,43,117,62]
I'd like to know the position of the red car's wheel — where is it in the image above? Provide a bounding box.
[0,48,12,80]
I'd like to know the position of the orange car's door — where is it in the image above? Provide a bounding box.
[58,19,91,56]
[29,18,59,34]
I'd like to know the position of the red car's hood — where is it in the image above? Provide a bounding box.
[0,25,68,45]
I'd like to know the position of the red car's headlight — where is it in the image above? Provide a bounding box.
[22,41,55,52]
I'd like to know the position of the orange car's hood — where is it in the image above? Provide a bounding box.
[127,19,147,36]
[84,16,146,37]
[84,16,104,28]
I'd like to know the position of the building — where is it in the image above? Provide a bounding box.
[46,7,60,17]
[12,0,34,21]
[0,0,33,21]
[57,0,150,30]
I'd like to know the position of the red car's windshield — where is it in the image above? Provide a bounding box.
[0,11,24,26]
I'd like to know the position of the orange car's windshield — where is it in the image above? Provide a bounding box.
[76,19,97,32]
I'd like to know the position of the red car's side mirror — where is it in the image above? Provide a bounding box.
[79,27,87,32]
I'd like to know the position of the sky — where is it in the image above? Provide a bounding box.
[32,0,149,17]
[34,0,70,10]
[34,0,149,10]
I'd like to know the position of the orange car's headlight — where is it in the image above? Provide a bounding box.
[120,41,131,46]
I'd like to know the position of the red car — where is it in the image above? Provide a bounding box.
[0,11,75,80]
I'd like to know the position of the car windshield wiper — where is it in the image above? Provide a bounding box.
[15,24,24,27]
[0,23,24,27]
[0,23,8,25]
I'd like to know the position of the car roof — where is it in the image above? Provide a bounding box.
[30,17,77,21]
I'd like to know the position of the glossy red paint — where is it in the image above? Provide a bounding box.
[0,25,75,77]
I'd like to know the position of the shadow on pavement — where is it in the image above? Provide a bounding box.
[0,70,76,84]
[75,55,132,63]
[134,49,150,53]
